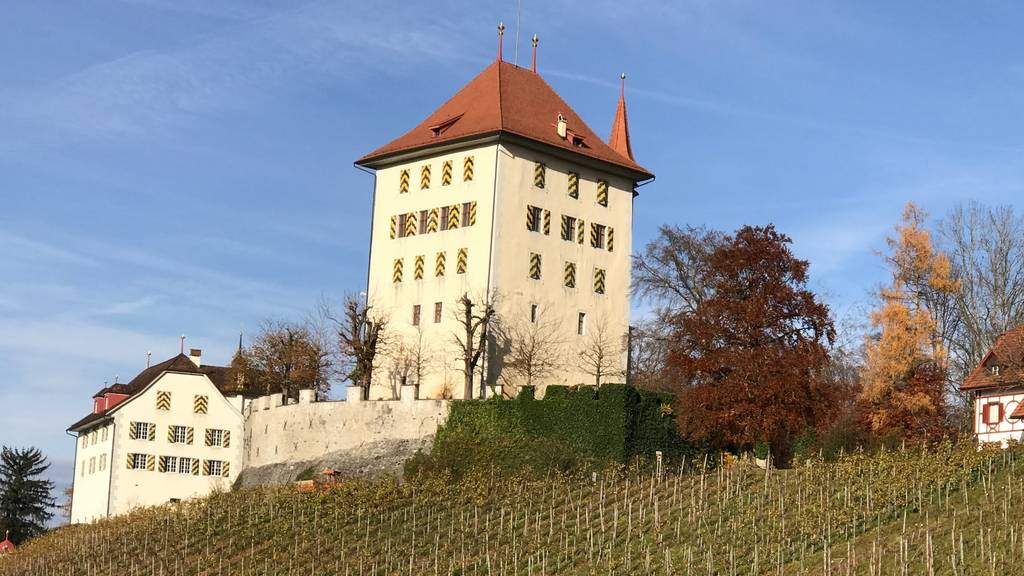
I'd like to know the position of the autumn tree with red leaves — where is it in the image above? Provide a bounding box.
[667,225,836,462]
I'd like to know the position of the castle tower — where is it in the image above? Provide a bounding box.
[355,36,654,400]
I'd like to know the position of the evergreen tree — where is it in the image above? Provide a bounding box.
[0,447,55,543]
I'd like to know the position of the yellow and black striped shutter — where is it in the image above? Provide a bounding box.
[146,454,155,471]
[223,430,231,448]
[420,165,431,189]
[435,251,446,277]
[159,456,167,473]
[167,425,175,443]
[534,162,545,188]
[222,461,231,478]
[389,215,397,239]
[427,208,439,233]
[594,268,606,294]
[564,262,576,288]
[529,253,542,280]
[607,227,614,252]
[463,156,474,181]
[468,201,477,225]
[404,212,417,237]
[202,459,211,476]
[414,255,425,280]
[447,204,461,230]
[185,427,194,445]
[147,425,155,441]
[441,160,452,185]
[191,458,199,475]
[126,453,134,469]
[128,422,138,440]
[393,258,403,283]
[526,206,536,231]
[399,169,410,193]
[597,180,608,207]
[568,171,579,199]
[577,219,585,244]
[456,248,468,274]
[590,223,599,247]
[194,395,208,414]
[560,215,569,239]
[156,391,170,411]
[543,210,551,235]
[205,428,214,446]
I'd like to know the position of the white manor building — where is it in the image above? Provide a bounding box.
[67,349,247,524]
[355,42,654,400]
[961,325,1024,445]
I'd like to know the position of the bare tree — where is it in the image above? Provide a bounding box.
[387,325,433,399]
[633,224,726,320]
[628,318,675,393]
[579,316,624,387]
[451,292,496,399]
[334,294,388,400]
[236,319,333,399]
[497,303,565,396]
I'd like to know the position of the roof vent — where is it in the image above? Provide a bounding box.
[556,114,567,139]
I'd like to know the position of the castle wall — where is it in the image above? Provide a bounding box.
[242,386,449,470]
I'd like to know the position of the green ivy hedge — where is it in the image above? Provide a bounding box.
[409,384,695,478]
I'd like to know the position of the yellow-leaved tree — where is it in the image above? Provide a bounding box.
[860,203,960,440]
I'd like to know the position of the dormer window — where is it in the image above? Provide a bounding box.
[429,114,464,137]
[989,365,1001,376]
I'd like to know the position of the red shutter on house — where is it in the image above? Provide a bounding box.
[982,402,1002,425]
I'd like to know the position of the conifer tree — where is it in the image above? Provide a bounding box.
[0,447,55,543]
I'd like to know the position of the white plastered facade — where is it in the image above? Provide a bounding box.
[973,388,1024,446]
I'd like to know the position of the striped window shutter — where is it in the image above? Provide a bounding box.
[167,425,175,443]
[159,456,168,473]
[594,268,606,294]
[191,458,199,475]
[529,253,542,280]
[467,201,477,226]
[393,258,403,283]
[147,424,155,441]
[146,454,155,471]
[534,162,545,188]
[126,453,135,469]
[564,262,576,288]
[568,171,579,199]
[186,427,194,445]
[399,169,409,193]
[577,219,585,245]
[222,461,231,478]
[435,252,446,277]
[156,391,170,410]
[202,459,211,476]
[456,248,468,274]
[590,223,599,247]
[194,395,208,414]
[128,422,138,440]
[526,206,536,231]
[420,165,430,189]
[543,210,551,235]
[607,227,614,252]
[223,430,231,448]
[205,428,214,447]
[447,204,461,230]
[414,256,425,280]
[404,212,417,237]
[389,215,397,239]
[427,208,439,233]
[560,215,569,239]
[441,160,452,185]
[463,156,474,181]
[597,180,608,207]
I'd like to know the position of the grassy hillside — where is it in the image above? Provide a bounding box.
[4,442,1023,575]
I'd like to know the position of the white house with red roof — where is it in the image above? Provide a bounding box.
[355,30,654,399]
[67,349,248,523]
[960,325,1024,445]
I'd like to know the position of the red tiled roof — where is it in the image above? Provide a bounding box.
[961,324,1024,391]
[356,60,653,180]
[608,77,633,161]
[1011,402,1024,420]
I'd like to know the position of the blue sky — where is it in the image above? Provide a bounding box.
[2,0,1023,504]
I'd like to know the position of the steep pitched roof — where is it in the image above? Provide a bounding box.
[608,76,633,161]
[356,60,653,180]
[68,354,235,433]
[961,324,1024,391]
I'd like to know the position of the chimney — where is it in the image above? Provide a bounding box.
[189,348,202,367]
[556,114,567,139]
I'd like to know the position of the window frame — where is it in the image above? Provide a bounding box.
[131,453,148,470]
[434,302,443,324]
[171,425,188,444]
[412,304,421,326]
[208,429,225,448]
[527,205,543,233]
[561,215,577,242]
[208,460,224,477]
[577,312,587,336]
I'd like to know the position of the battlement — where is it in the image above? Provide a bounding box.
[243,385,431,416]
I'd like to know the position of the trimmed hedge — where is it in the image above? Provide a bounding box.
[413,384,694,478]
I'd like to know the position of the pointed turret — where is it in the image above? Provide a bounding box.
[608,73,634,161]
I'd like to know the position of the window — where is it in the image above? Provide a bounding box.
[461,202,474,227]
[89,457,95,474]
[206,428,225,447]
[577,312,587,336]
[81,436,87,449]
[131,422,153,441]
[591,223,606,249]
[561,215,577,241]
[397,213,410,238]
[530,304,538,323]
[170,425,189,444]
[529,253,542,280]
[130,453,148,470]
[90,431,97,446]
[101,427,108,442]
[990,365,1001,376]
[440,206,451,231]
[418,210,429,235]
[164,456,193,474]
[206,460,224,477]
[80,461,85,477]
[564,261,576,288]
[99,454,106,471]
[983,402,1003,425]
[434,302,443,323]
[412,305,421,326]
[526,205,542,233]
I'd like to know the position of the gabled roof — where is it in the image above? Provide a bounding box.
[961,324,1024,391]
[356,60,654,180]
[69,354,235,433]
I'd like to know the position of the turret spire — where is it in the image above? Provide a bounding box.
[608,73,634,161]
